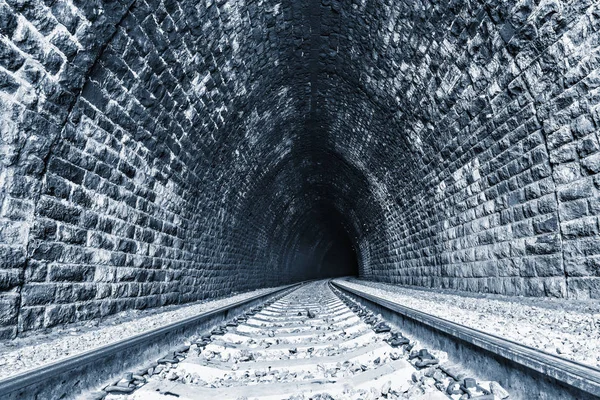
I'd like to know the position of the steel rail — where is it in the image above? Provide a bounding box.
[331,280,600,400]
[0,281,306,399]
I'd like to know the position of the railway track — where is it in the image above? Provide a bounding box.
[108,281,509,400]
[0,282,303,400]
[3,279,600,399]
[331,280,600,400]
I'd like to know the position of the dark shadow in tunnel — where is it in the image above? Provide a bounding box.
[319,224,359,278]
[286,203,359,280]
[232,147,386,283]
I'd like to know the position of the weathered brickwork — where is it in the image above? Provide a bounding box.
[323,0,600,299]
[0,0,136,339]
[1,0,600,337]
[0,0,341,338]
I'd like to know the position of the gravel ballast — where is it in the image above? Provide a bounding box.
[115,281,477,400]
[336,278,600,369]
[0,286,286,380]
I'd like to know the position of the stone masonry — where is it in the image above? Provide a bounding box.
[1,0,600,338]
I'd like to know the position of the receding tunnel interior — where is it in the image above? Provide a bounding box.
[1,0,600,338]
[283,203,360,280]
[318,221,359,279]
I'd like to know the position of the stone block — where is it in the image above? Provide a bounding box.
[543,278,566,298]
[44,304,76,327]
[582,153,600,174]
[554,161,581,189]
[81,81,109,110]
[21,284,56,306]
[18,306,45,332]
[524,278,545,296]
[0,67,19,94]
[48,157,86,185]
[567,277,600,299]
[533,215,558,234]
[36,196,81,225]
[0,41,25,71]
[48,264,94,282]
[44,174,71,199]
[0,292,19,327]
[571,115,595,138]
[559,199,588,221]
[561,218,599,239]
[0,3,18,37]
[534,255,563,277]
[558,179,594,201]
[576,135,600,158]
[25,259,48,282]
[565,256,596,277]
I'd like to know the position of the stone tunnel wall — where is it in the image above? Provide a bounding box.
[322,0,600,299]
[1,0,600,339]
[0,0,321,339]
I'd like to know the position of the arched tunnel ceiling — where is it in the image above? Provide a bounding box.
[1,0,600,335]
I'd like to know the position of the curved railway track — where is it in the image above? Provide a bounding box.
[1,280,599,400]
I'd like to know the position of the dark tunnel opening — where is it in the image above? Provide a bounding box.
[313,204,360,279]
[319,225,359,279]
[281,202,361,281]
[232,147,383,284]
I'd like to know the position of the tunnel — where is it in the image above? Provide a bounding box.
[1,0,600,343]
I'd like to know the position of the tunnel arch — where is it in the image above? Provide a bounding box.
[0,0,599,338]
[232,146,389,281]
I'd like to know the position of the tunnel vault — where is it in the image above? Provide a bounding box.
[1,0,600,336]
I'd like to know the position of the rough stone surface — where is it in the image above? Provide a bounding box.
[333,0,600,301]
[0,0,600,337]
